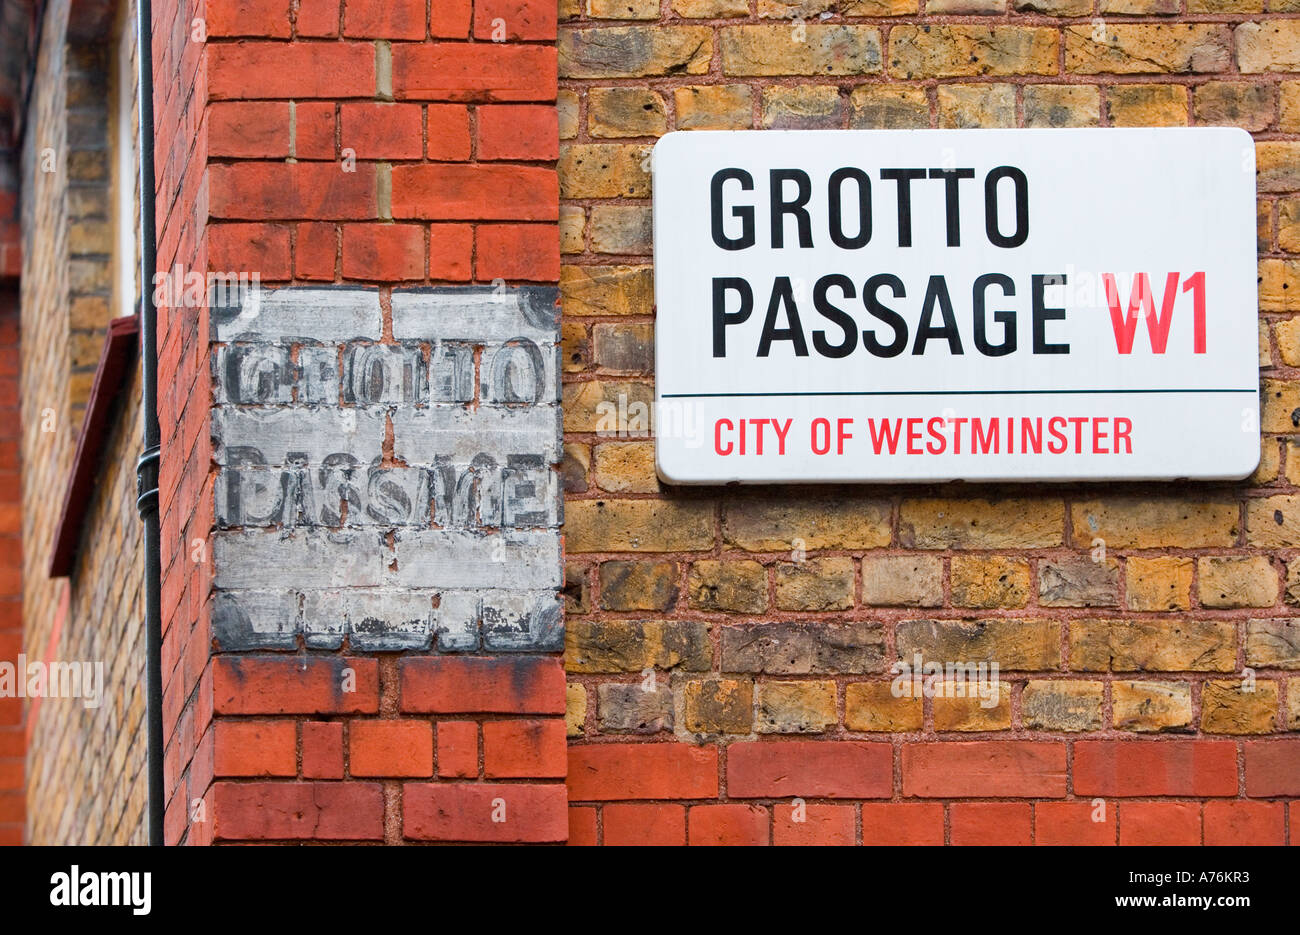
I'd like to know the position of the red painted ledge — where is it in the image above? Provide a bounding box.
[49,314,140,577]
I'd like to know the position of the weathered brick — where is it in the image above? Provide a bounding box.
[889,26,1058,79]
[566,498,714,552]
[1259,260,1300,312]
[560,26,713,78]
[845,681,923,731]
[561,265,653,316]
[559,144,652,199]
[1023,85,1101,128]
[1245,618,1300,668]
[848,85,929,129]
[938,84,1015,128]
[755,681,837,733]
[900,498,1062,549]
[933,683,1011,731]
[566,619,711,673]
[563,379,653,432]
[599,560,678,611]
[1201,679,1278,734]
[1193,81,1274,131]
[724,494,891,551]
[589,205,653,254]
[1071,498,1238,548]
[566,683,588,737]
[721,26,882,77]
[1022,680,1104,732]
[674,85,753,130]
[400,657,566,714]
[482,720,567,778]
[1039,558,1119,608]
[1199,556,1279,609]
[1106,84,1188,126]
[404,783,567,841]
[597,682,674,733]
[593,441,659,494]
[589,87,668,138]
[687,560,768,613]
[682,677,753,734]
[950,556,1030,609]
[213,721,297,777]
[860,556,942,607]
[1070,619,1236,672]
[1066,25,1232,75]
[1236,22,1300,74]
[1258,143,1300,194]
[722,621,887,674]
[213,782,383,841]
[761,86,845,129]
[774,557,855,611]
[1112,680,1193,732]
[1126,556,1192,611]
[896,619,1060,670]
[593,321,654,373]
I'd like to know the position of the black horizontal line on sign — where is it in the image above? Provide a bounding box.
[659,389,1259,399]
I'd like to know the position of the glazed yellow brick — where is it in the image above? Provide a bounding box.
[849,85,929,129]
[588,87,668,138]
[1106,85,1188,126]
[1236,22,1300,74]
[1126,556,1192,612]
[890,26,1058,79]
[566,683,588,737]
[674,85,753,130]
[937,84,1015,128]
[845,681,923,731]
[566,498,716,552]
[1112,680,1193,731]
[755,680,838,733]
[1023,85,1101,128]
[721,26,883,77]
[933,683,1011,731]
[594,441,660,493]
[900,498,1063,549]
[559,144,652,199]
[950,555,1030,608]
[1070,498,1238,548]
[1066,25,1232,75]
[1198,556,1279,609]
[1201,679,1278,733]
[560,26,713,79]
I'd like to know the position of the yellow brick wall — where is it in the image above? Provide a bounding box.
[559,1,1300,843]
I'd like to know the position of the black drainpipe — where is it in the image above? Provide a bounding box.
[134,0,165,847]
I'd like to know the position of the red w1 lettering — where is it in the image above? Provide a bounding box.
[1103,271,1206,354]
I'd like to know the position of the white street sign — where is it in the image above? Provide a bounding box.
[651,128,1260,484]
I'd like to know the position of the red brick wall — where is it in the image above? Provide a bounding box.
[156,0,566,844]
[0,284,21,845]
